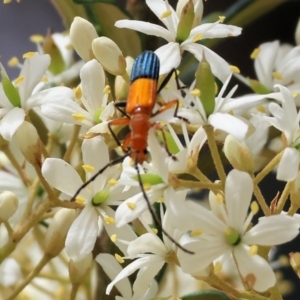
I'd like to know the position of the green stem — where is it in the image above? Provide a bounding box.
[274,181,293,214]
[253,184,271,216]
[63,124,81,163]
[204,125,226,185]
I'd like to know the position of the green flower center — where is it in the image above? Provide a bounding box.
[224,227,241,246]
[133,173,164,186]
[92,190,109,206]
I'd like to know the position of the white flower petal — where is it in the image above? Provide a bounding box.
[80,59,105,112]
[277,147,299,181]
[106,256,153,295]
[41,158,89,198]
[225,170,253,230]
[244,214,299,245]
[0,107,25,140]
[66,205,99,262]
[155,43,181,75]
[234,245,276,292]
[96,253,132,299]
[115,20,174,42]
[208,113,249,141]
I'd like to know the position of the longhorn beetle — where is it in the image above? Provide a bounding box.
[71,51,193,254]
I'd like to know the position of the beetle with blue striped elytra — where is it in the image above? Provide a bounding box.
[71,51,193,254]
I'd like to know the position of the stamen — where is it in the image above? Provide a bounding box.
[126,202,136,210]
[30,35,44,43]
[41,76,48,83]
[256,105,267,113]
[230,65,240,74]
[190,229,202,237]
[156,196,164,203]
[160,10,172,18]
[3,0,12,4]
[75,85,82,99]
[292,92,299,98]
[214,261,222,273]
[103,85,111,94]
[8,57,19,67]
[108,178,117,186]
[14,76,25,85]
[192,33,203,43]
[72,113,86,122]
[191,88,200,97]
[249,245,258,256]
[218,16,226,23]
[82,164,95,173]
[110,234,117,243]
[250,48,260,59]
[23,52,36,59]
[75,196,85,204]
[115,253,124,264]
[272,72,282,80]
[216,193,224,204]
[250,201,259,215]
[104,216,115,225]
[143,183,151,191]
[152,228,158,234]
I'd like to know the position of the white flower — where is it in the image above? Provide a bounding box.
[42,136,137,261]
[177,169,299,292]
[261,85,300,181]
[0,53,74,140]
[105,211,184,299]
[115,0,242,82]
[42,59,114,134]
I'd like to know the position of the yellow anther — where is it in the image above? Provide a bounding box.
[192,33,203,43]
[75,196,85,204]
[249,245,258,256]
[127,202,136,210]
[214,82,219,95]
[292,92,299,98]
[216,193,224,204]
[191,88,200,97]
[250,48,260,59]
[190,229,202,237]
[74,85,82,99]
[256,105,267,113]
[164,83,170,90]
[250,201,259,215]
[214,261,222,273]
[104,216,115,225]
[22,52,36,59]
[230,65,240,74]
[152,228,158,234]
[66,43,73,50]
[103,85,111,94]
[129,158,135,167]
[72,113,86,122]
[30,34,44,43]
[156,196,164,203]
[115,253,124,263]
[108,178,117,186]
[8,57,19,67]
[41,76,48,83]
[110,234,117,243]
[3,0,11,4]
[272,71,283,80]
[171,70,180,79]
[14,75,25,86]
[219,16,226,23]
[143,183,151,191]
[160,10,172,19]
[82,164,95,173]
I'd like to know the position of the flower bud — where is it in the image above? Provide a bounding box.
[223,135,254,174]
[176,0,203,27]
[70,17,98,62]
[176,0,194,43]
[195,56,215,116]
[15,121,42,167]
[114,56,134,100]
[295,18,300,46]
[92,37,127,76]
[0,191,18,222]
[68,253,93,285]
[45,208,77,257]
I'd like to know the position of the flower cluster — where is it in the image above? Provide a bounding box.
[1,1,300,300]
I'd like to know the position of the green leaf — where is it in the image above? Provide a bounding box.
[181,290,231,300]
[1,75,21,108]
